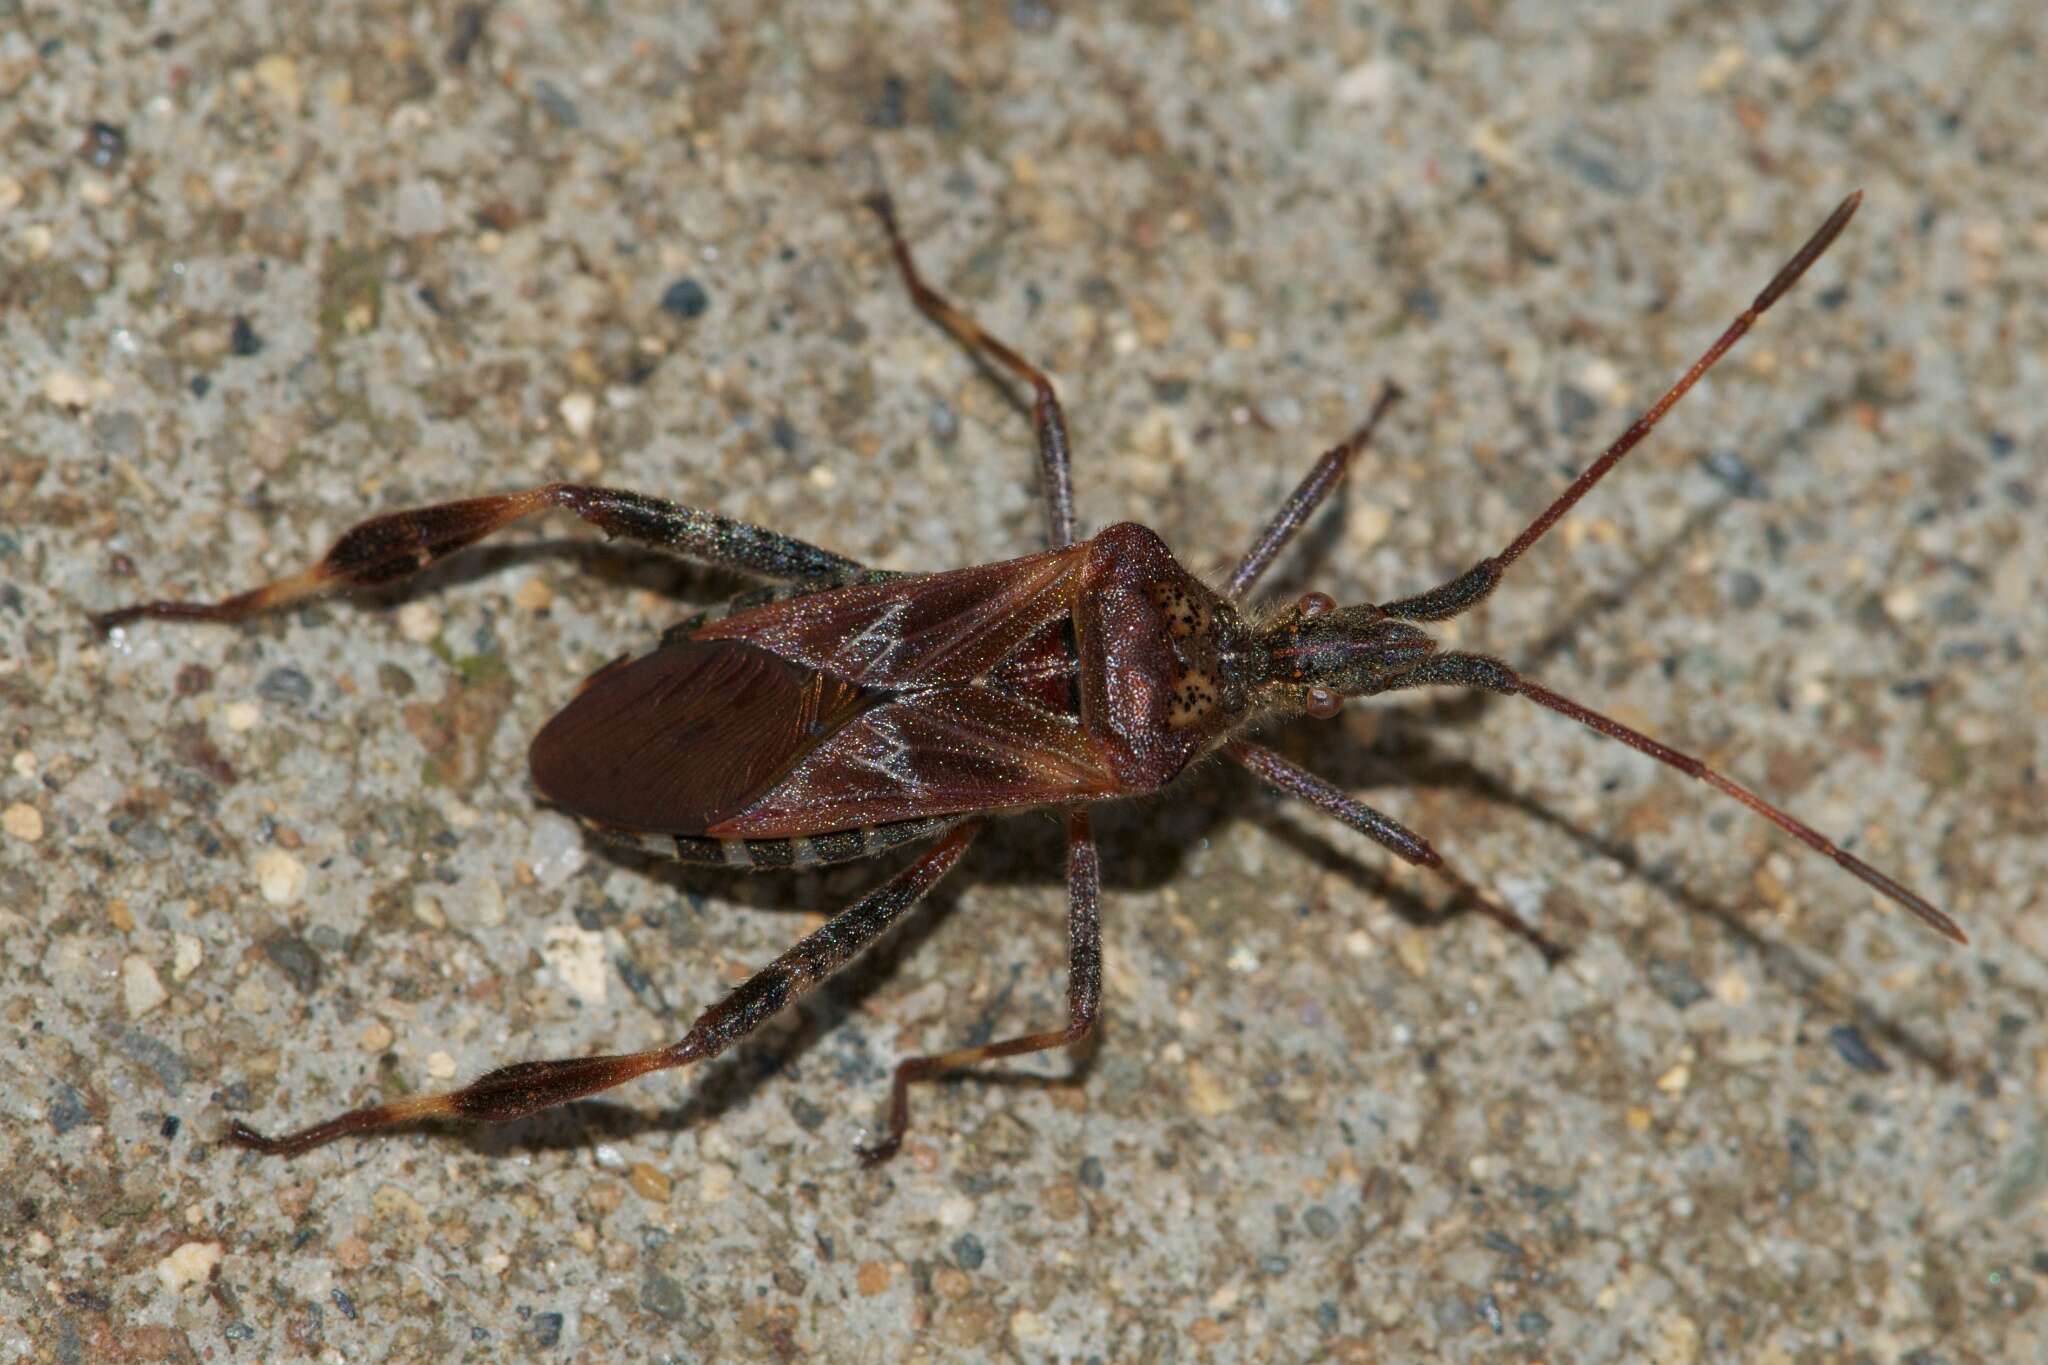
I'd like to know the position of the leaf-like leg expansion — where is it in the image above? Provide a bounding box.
[228,822,982,1157]
[93,484,863,631]
[858,810,1102,1166]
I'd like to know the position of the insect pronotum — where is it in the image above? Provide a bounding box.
[95,189,1963,1163]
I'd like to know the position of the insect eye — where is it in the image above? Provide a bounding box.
[1304,686,1342,719]
[1296,591,1336,620]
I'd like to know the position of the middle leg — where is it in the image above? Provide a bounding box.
[859,809,1103,1166]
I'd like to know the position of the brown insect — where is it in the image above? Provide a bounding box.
[94,190,1963,1164]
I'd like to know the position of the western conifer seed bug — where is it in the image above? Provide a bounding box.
[94,189,1964,1164]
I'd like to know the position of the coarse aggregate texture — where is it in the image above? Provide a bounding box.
[4,1,2046,1361]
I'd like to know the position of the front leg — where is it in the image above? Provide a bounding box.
[93,483,863,631]
[1229,740,1563,963]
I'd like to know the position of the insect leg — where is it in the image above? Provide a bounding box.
[1372,651,1965,943]
[1228,741,1563,962]
[1378,193,1862,624]
[225,822,982,1157]
[92,484,863,631]
[865,192,1077,549]
[858,810,1102,1167]
[1225,383,1402,601]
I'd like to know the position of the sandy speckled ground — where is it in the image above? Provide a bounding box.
[5,2,2046,1361]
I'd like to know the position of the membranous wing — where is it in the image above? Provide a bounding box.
[529,544,1118,838]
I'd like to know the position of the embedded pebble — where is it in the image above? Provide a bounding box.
[393,179,446,237]
[628,1162,672,1202]
[156,1241,223,1292]
[426,1050,457,1079]
[1333,58,1396,107]
[360,1020,395,1052]
[1393,928,1431,979]
[1343,501,1393,555]
[43,368,99,408]
[529,818,588,887]
[122,955,168,1017]
[558,392,597,437]
[540,923,608,1004]
[660,278,709,319]
[856,1260,892,1295]
[513,576,554,613]
[1185,1060,1235,1117]
[253,848,306,905]
[3,802,43,842]
[253,53,302,107]
[397,601,442,643]
[471,876,507,927]
[1713,968,1751,1007]
[223,701,260,732]
[1881,586,1921,621]
[699,1161,736,1202]
[171,934,203,981]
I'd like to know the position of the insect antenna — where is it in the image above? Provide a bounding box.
[1381,192,1862,622]
[1382,651,1966,944]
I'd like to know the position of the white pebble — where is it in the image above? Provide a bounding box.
[1333,58,1395,107]
[397,601,442,643]
[43,368,97,408]
[156,1241,223,1292]
[541,923,608,1004]
[529,817,588,888]
[172,934,204,981]
[253,848,306,905]
[471,876,507,927]
[122,955,168,1017]
[2,802,43,842]
[223,701,260,732]
[558,392,597,438]
[426,1050,457,1079]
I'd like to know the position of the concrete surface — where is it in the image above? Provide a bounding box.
[4,1,2045,1361]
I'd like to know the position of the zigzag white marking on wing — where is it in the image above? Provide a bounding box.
[838,599,914,679]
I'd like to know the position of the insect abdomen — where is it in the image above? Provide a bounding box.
[596,817,959,869]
